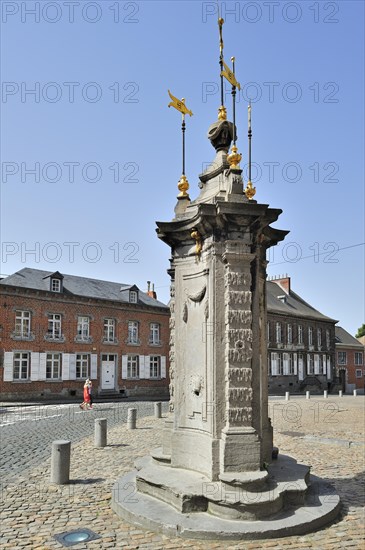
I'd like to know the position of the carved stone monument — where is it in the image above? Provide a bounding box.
[112,118,340,539]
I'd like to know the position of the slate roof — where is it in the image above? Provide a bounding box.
[0,268,168,310]
[335,326,364,348]
[267,281,337,323]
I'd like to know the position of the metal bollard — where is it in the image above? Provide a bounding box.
[285,392,290,401]
[339,390,343,397]
[324,390,328,399]
[306,391,310,400]
[127,407,137,430]
[154,402,162,418]
[353,389,357,397]
[95,418,107,448]
[50,440,71,484]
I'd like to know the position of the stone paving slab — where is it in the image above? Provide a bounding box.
[0,396,364,549]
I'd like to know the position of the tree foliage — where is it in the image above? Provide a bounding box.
[355,324,365,338]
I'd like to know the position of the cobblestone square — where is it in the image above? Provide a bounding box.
[0,396,364,549]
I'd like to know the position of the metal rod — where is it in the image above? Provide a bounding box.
[232,58,236,145]
[248,102,252,182]
[182,114,186,175]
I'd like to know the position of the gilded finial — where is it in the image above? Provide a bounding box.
[245,180,256,200]
[218,105,227,121]
[177,174,190,200]
[191,229,202,257]
[227,144,242,170]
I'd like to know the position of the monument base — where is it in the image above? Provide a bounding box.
[111,453,340,540]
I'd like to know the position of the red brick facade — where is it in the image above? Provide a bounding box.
[0,276,170,400]
[336,344,365,393]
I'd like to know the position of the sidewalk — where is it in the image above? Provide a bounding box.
[1,396,364,549]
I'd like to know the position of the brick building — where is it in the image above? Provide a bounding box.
[0,268,169,400]
[335,326,364,394]
[267,276,337,394]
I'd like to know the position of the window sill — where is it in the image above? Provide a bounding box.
[102,340,119,345]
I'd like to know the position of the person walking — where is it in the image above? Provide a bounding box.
[80,379,91,410]
[87,379,93,408]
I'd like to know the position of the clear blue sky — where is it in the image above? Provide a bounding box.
[1,1,364,335]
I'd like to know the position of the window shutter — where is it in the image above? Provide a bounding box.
[139,355,145,379]
[322,355,327,375]
[3,352,14,382]
[314,354,320,375]
[69,354,76,380]
[298,356,304,381]
[122,355,128,379]
[90,354,97,379]
[307,354,311,375]
[30,352,40,381]
[293,353,298,375]
[39,353,47,381]
[271,353,278,375]
[144,356,151,379]
[161,356,166,378]
[62,354,70,380]
[327,355,331,380]
[283,353,289,375]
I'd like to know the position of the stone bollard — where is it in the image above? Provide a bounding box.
[95,418,107,448]
[324,390,328,399]
[154,402,162,418]
[353,389,357,397]
[285,392,290,401]
[306,391,310,400]
[127,408,137,430]
[339,390,343,397]
[50,440,71,484]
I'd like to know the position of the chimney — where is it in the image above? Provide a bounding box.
[147,281,157,300]
[272,274,291,295]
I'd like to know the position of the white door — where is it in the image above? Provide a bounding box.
[101,358,115,390]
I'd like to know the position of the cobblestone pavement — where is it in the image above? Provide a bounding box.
[0,396,364,549]
[0,401,168,486]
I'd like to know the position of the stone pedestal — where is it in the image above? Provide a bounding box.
[112,119,340,538]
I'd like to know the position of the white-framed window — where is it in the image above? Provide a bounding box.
[103,319,115,342]
[287,324,292,344]
[13,352,30,380]
[326,329,330,349]
[317,328,322,347]
[356,369,363,378]
[127,355,139,378]
[149,355,161,378]
[15,311,31,338]
[46,353,61,379]
[278,353,283,374]
[76,354,90,379]
[308,354,314,375]
[338,351,347,365]
[355,352,363,366]
[51,278,61,292]
[298,325,303,344]
[276,322,282,344]
[77,316,90,341]
[130,290,138,303]
[149,323,160,345]
[128,321,139,344]
[308,327,313,346]
[47,314,62,339]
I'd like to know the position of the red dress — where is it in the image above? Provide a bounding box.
[83,385,91,404]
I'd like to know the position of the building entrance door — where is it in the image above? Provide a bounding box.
[101,355,115,390]
[339,369,346,392]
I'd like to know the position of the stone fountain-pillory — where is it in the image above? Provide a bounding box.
[112,21,340,540]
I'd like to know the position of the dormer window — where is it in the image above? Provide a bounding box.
[51,278,61,292]
[130,290,138,303]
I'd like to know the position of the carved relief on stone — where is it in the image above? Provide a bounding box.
[182,302,188,323]
[225,271,250,287]
[228,328,252,343]
[227,310,252,325]
[187,285,206,303]
[228,407,252,424]
[229,387,253,402]
[169,318,175,329]
[228,348,253,363]
[204,299,209,320]
[228,290,252,305]
[228,367,252,384]
[190,374,204,397]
